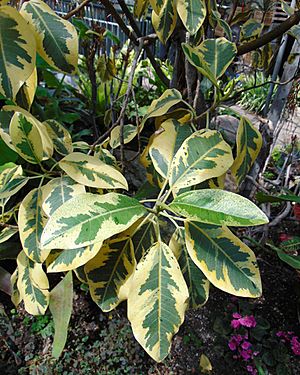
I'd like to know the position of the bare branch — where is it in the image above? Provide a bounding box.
[63,0,92,20]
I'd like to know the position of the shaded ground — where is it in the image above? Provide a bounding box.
[1,241,300,375]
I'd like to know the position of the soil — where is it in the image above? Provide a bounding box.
[1,240,300,375]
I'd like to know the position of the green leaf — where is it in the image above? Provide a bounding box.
[256,192,300,204]
[20,0,78,74]
[0,164,28,199]
[10,112,43,164]
[134,0,149,18]
[185,222,262,297]
[49,271,73,358]
[85,237,136,312]
[44,120,73,156]
[177,0,206,35]
[168,130,233,191]
[47,243,102,273]
[17,250,49,315]
[18,187,49,263]
[182,38,237,86]
[149,119,193,179]
[0,266,12,295]
[41,193,147,250]
[152,0,177,43]
[128,241,189,362]
[0,6,36,99]
[169,189,269,227]
[169,227,209,308]
[11,269,21,307]
[59,152,128,190]
[42,176,86,217]
[231,117,262,186]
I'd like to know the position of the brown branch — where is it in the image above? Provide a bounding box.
[116,0,170,86]
[227,0,239,25]
[63,0,92,20]
[99,0,138,45]
[237,10,300,56]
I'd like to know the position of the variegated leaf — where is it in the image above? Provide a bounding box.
[85,237,136,312]
[17,250,49,315]
[0,110,16,152]
[18,187,50,263]
[182,38,237,85]
[59,152,128,190]
[6,105,54,160]
[0,6,36,99]
[16,67,37,110]
[0,226,18,244]
[177,0,206,35]
[142,89,184,128]
[47,243,102,272]
[123,216,158,262]
[169,130,233,191]
[49,271,73,358]
[0,164,28,199]
[44,119,73,156]
[20,0,78,75]
[231,117,262,186]
[74,266,88,283]
[185,222,262,297]
[0,0,9,5]
[42,176,85,217]
[134,0,149,18]
[128,241,189,362]
[109,124,137,149]
[149,119,193,179]
[94,147,118,168]
[10,112,43,164]
[240,19,263,42]
[149,0,164,14]
[11,269,21,307]
[41,193,147,250]
[140,134,164,188]
[169,189,269,227]
[152,0,177,44]
[169,227,209,308]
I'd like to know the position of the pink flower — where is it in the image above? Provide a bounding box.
[291,336,300,356]
[232,312,242,319]
[246,365,258,374]
[241,341,252,350]
[240,349,252,361]
[239,316,257,328]
[228,339,237,351]
[231,319,241,329]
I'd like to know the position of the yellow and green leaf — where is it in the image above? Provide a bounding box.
[134,0,149,18]
[49,271,73,358]
[185,222,262,297]
[169,227,209,308]
[11,269,21,307]
[128,241,189,362]
[42,176,86,217]
[9,112,43,164]
[149,0,164,14]
[152,0,177,44]
[149,119,193,179]
[169,189,269,227]
[0,226,18,244]
[47,243,102,272]
[59,152,128,190]
[16,68,37,110]
[231,117,262,186]
[109,124,137,149]
[169,130,233,191]
[20,0,78,74]
[18,187,50,263]
[240,19,263,42]
[41,192,147,250]
[85,237,136,312]
[0,6,36,99]
[0,164,28,199]
[17,250,49,315]
[177,0,206,35]
[182,38,237,85]
[44,119,73,156]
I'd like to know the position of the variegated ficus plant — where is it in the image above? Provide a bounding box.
[1,0,299,364]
